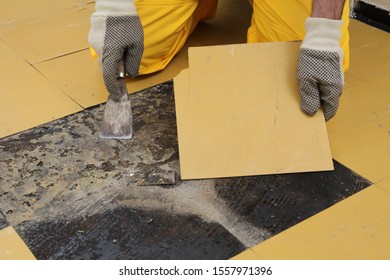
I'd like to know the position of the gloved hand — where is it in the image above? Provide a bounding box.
[297,17,344,121]
[88,0,144,101]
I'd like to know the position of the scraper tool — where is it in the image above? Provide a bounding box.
[99,61,133,140]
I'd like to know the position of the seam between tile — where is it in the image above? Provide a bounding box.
[31,64,85,110]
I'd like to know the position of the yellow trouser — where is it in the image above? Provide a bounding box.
[135,0,218,75]
[109,0,349,75]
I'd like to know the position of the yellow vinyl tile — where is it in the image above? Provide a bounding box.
[366,70,390,94]
[85,2,96,12]
[175,42,333,180]
[77,0,95,3]
[349,20,390,51]
[344,73,364,89]
[230,249,261,260]
[128,60,188,93]
[377,177,390,193]
[0,41,82,139]
[327,82,390,184]
[0,227,36,260]
[0,7,91,64]
[348,50,390,81]
[348,18,374,36]
[0,0,76,25]
[347,19,390,81]
[34,50,108,108]
[251,185,390,259]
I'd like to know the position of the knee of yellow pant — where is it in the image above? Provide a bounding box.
[135,0,197,75]
[195,0,219,22]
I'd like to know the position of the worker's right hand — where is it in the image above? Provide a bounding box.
[88,0,144,101]
[297,17,344,121]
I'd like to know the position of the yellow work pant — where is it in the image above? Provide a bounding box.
[135,0,218,75]
[135,0,350,75]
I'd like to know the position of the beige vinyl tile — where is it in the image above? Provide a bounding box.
[365,70,390,94]
[349,19,390,51]
[347,19,390,81]
[348,43,390,81]
[348,18,374,35]
[327,82,390,184]
[175,42,333,180]
[0,227,36,260]
[0,7,91,64]
[34,49,108,108]
[0,41,82,139]
[0,0,75,25]
[377,177,390,193]
[344,73,364,89]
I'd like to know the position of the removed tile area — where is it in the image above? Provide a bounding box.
[0,81,371,259]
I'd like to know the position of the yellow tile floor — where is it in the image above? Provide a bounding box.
[0,227,36,260]
[1,0,390,260]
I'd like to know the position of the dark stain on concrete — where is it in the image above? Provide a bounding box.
[0,210,8,230]
[17,207,245,260]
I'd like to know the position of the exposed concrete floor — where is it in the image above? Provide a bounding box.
[0,81,371,259]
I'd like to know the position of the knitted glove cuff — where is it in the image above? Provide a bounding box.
[301,17,343,52]
[94,0,137,16]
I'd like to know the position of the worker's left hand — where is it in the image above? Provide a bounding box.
[297,17,344,121]
[88,0,144,102]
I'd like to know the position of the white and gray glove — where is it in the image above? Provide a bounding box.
[88,0,144,101]
[297,17,344,121]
